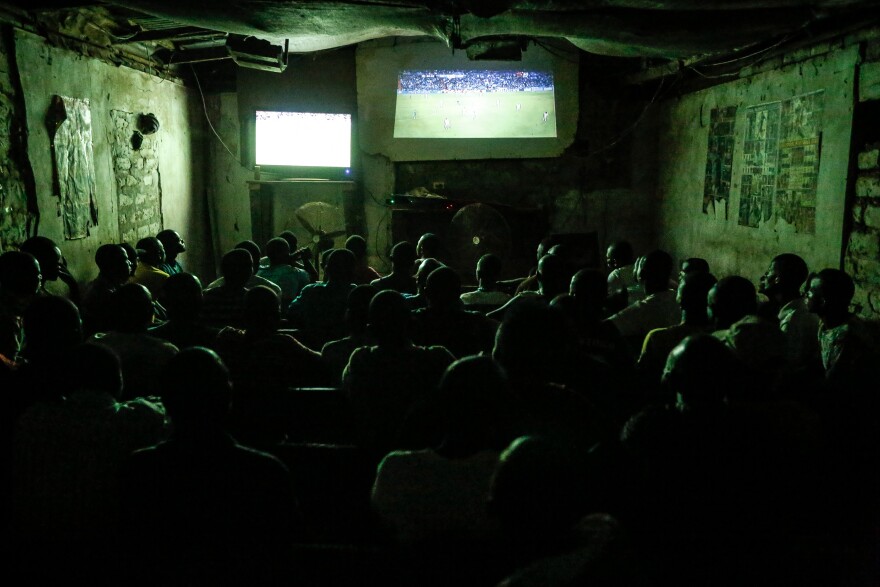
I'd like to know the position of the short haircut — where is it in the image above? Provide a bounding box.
[640,250,674,286]
[0,251,41,295]
[772,253,809,288]
[345,235,368,259]
[477,254,502,282]
[265,237,291,264]
[815,268,855,309]
[235,240,262,270]
[162,347,231,430]
[325,248,356,282]
[681,257,710,274]
[390,241,417,266]
[679,271,718,314]
[221,248,253,287]
[607,241,634,265]
[279,231,298,250]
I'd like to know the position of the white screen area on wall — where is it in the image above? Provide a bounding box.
[356,39,578,161]
[393,70,557,139]
[255,111,352,167]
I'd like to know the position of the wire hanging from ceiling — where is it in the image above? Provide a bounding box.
[189,64,250,169]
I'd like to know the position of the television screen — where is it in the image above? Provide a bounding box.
[255,111,352,168]
[393,69,557,139]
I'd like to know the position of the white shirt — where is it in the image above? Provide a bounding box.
[607,289,679,339]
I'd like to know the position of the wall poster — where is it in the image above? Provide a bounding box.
[776,90,823,234]
[703,105,737,218]
[737,101,780,228]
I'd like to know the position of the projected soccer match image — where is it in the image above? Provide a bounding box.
[393,70,557,139]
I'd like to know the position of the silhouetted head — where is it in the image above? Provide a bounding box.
[570,268,607,312]
[345,234,368,261]
[162,347,232,435]
[20,236,62,282]
[415,258,443,294]
[345,284,378,335]
[708,276,757,330]
[279,230,298,251]
[637,249,674,293]
[367,289,411,346]
[95,244,131,284]
[806,268,855,321]
[416,232,442,259]
[537,253,569,298]
[160,273,203,320]
[111,283,155,332]
[156,229,186,260]
[23,295,83,362]
[476,253,502,286]
[390,241,417,272]
[679,257,710,282]
[425,266,461,309]
[759,253,809,301]
[244,285,281,332]
[220,249,253,289]
[488,435,582,549]
[324,248,356,283]
[493,301,569,384]
[677,271,718,323]
[265,237,291,266]
[120,243,138,276]
[535,237,553,262]
[66,343,123,399]
[606,241,634,271]
[0,251,42,304]
[662,334,740,411]
[136,237,165,267]
[437,355,512,455]
[235,240,262,274]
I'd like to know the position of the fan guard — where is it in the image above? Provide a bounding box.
[287,201,347,260]
[446,203,512,275]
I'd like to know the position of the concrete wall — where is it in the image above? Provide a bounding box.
[846,38,880,319]
[5,29,209,285]
[204,91,252,277]
[204,40,658,275]
[203,49,360,277]
[647,44,858,284]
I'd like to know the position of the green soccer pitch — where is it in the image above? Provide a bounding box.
[393,91,557,138]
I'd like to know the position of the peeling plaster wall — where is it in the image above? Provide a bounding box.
[646,45,858,283]
[11,30,209,285]
[204,91,252,278]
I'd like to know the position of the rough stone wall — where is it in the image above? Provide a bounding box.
[110,110,163,243]
[848,144,880,318]
[0,29,33,251]
[845,39,880,319]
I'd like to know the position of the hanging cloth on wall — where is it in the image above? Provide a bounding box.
[47,95,99,240]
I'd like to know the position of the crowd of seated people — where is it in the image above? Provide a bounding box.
[3,229,880,586]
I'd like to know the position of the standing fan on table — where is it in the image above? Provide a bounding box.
[291,202,347,279]
[446,203,513,278]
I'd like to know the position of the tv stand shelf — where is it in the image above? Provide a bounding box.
[248,180,357,247]
[247,180,356,187]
